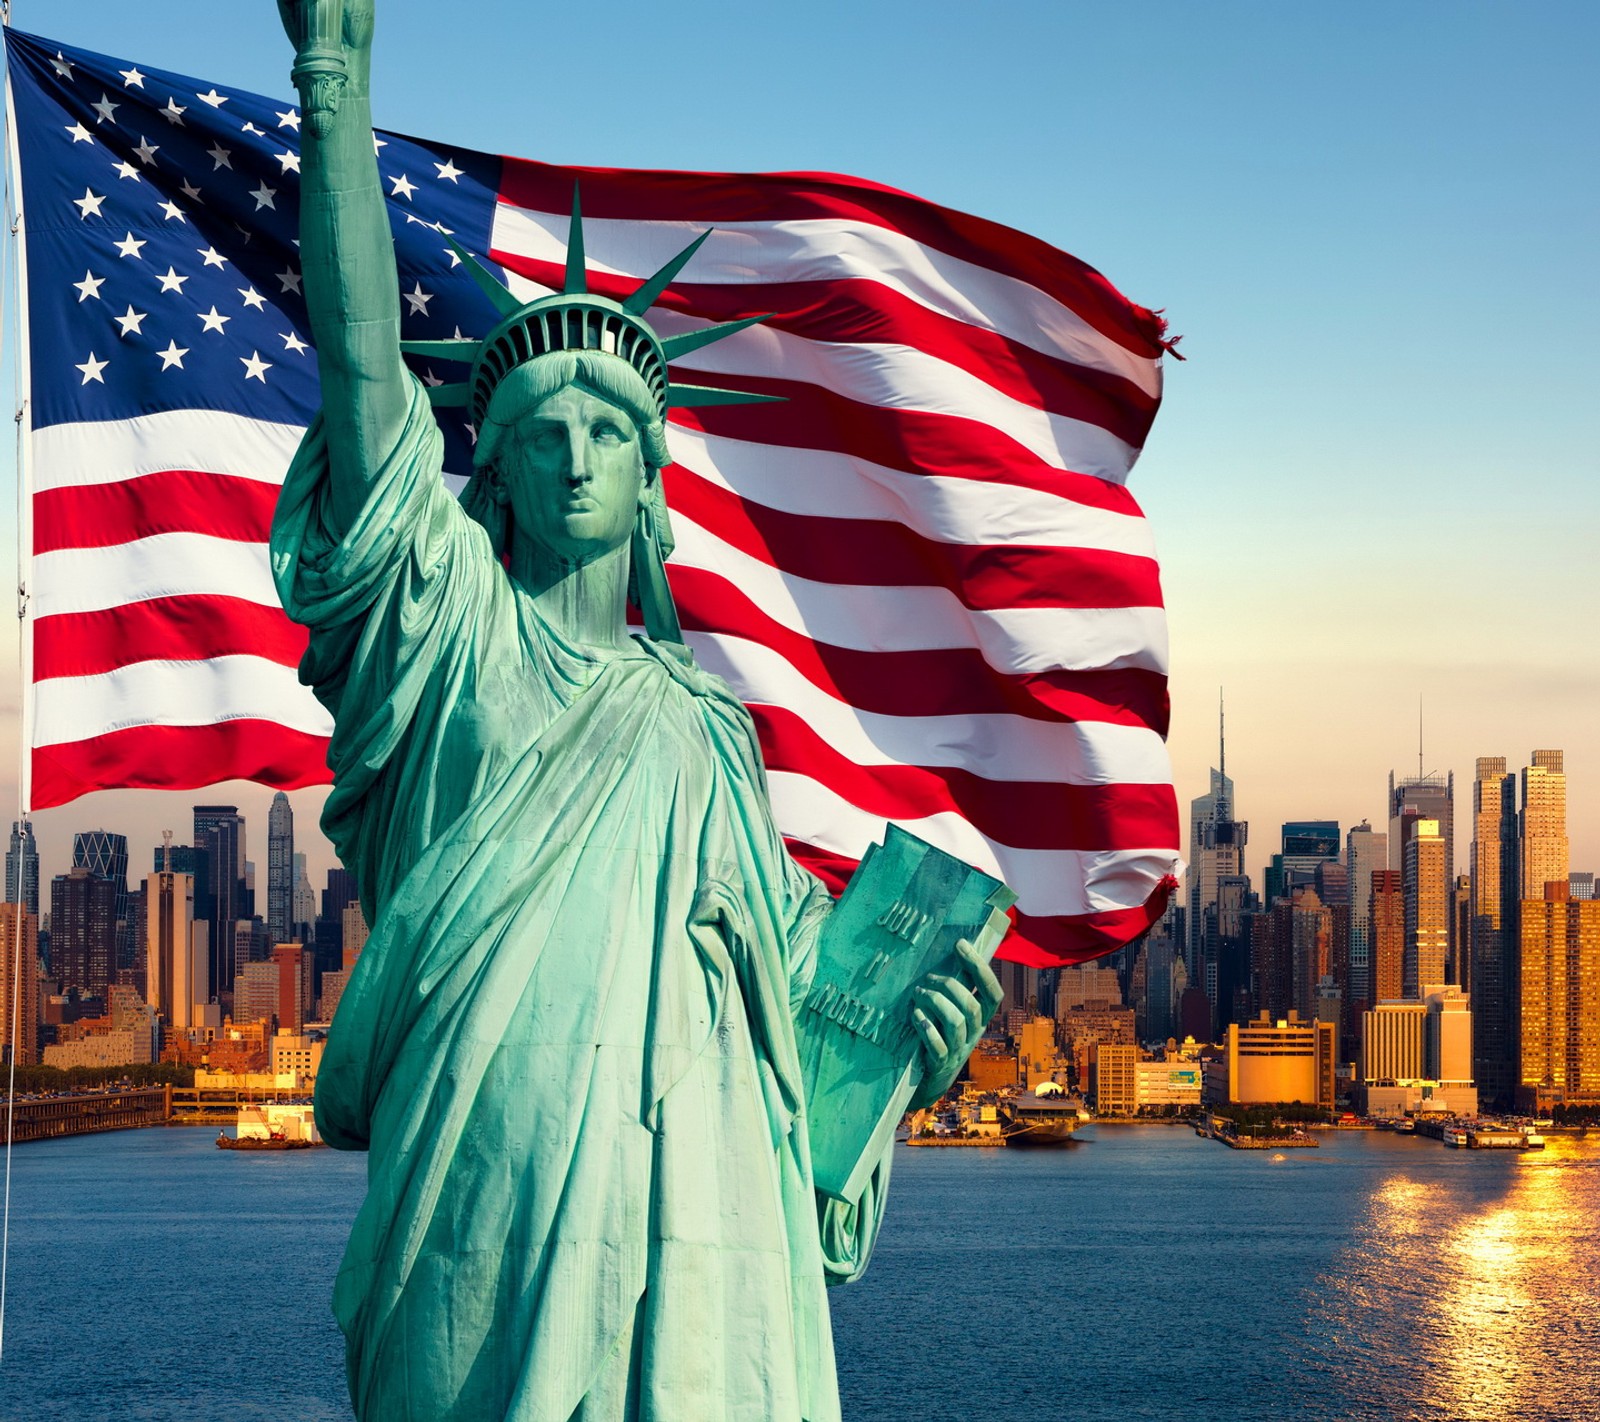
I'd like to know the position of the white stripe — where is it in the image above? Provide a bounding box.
[33,655,331,746]
[665,424,1157,557]
[670,513,1169,675]
[688,631,1171,785]
[769,771,1178,917]
[490,204,1162,399]
[31,409,304,492]
[34,533,277,618]
[496,274,1137,483]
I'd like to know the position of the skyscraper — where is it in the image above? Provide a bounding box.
[1390,769,1455,973]
[1187,767,1237,972]
[1470,756,1519,1107]
[145,847,209,1029]
[0,902,39,1065]
[49,866,117,998]
[5,820,39,917]
[268,791,295,946]
[292,852,317,937]
[1346,822,1387,1011]
[72,829,129,967]
[1371,870,1404,1004]
[194,805,246,995]
[1520,750,1568,900]
[1517,891,1600,1111]
[1265,821,1339,906]
[1403,819,1448,997]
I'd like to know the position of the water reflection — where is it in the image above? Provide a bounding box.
[1312,1139,1600,1421]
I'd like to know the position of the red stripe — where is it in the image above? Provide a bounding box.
[667,374,1146,512]
[785,843,1176,967]
[673,569,1169,732]
[32,721,331,810]
[753,704,1177,852]
[495,159,1169,360]
[664,464,1163,612]
[33,597,309,680]
[34,470,277,554]
[487,251,1157,449]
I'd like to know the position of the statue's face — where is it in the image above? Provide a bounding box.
[498,385,648,564]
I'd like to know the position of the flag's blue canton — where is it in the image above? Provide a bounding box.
[6,29,508,476]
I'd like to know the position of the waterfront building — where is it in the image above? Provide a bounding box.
[1094,1042,1139,1114]
[1469,756,1520,1107]
[1058,1004,1136,1091]
[269,1028,325,1080]
[1362,1001,1426,1084]
[1134,1053,1203,1111]
[1208,1011,1336,1111]
[0,903,39,1065]
[194,805,247,995]
[49,866,117,999]
[1424,984,1474,1091]
[145,859,210,1030]
[1517,889,1600,1111]
[267,792,295,946]
[6,819,39,917]
[1402,819,1448,997]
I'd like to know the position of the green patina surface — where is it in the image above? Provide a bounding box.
[272,5,1004,1419]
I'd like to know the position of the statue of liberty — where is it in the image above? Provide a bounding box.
[271,4,1004,1419]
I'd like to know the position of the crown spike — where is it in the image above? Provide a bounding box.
[665,383,785,409]
[660,315,770,362]
[564,183,587,296]
[440,234,522,319]
[623,230,711,316]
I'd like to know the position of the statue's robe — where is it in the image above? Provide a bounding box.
[272,381,889,1422]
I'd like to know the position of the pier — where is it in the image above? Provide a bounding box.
[3,1087,171,1143]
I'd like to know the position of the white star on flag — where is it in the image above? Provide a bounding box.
[51,52,75,79]
[73,189,106,219]
[196,88,228,107]
[275,150,301,175]
[156,339,188,369]
[112,160,141,182]
[133,136,159,166]
[198,306,230,334]
[161,98,187,125]
[156,267,188,293]
[180,179,203,203]
[434,159,464,183]
[239,287,267,310]
[114,306,147,337]
[118,67,145,88]
[277,267,302,294]
[275,109,301,132]
[207,143,232,170]
[158,199,186,222]
[66,122,93,143]
[75,352,108,384]
[250,181,277,211]
[389,174,417,200]
[281,331,310,355]
[240,350,272,382]
[113,233,146,259]
[198,246,227,269]
[72,271,105,302]
[404,281,433,315]
[92,95,119,125]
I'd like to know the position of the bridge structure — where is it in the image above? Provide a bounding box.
[3,1087,171,1143]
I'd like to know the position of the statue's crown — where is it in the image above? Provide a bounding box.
[402,188,775,430]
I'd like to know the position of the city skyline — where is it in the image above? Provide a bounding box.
[0,4,1593,888]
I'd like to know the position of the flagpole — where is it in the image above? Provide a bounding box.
[0,4,30,1364]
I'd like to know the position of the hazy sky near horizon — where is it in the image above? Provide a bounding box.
[0,1,1594,891]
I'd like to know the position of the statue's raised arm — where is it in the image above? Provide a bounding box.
[277,0,408,530]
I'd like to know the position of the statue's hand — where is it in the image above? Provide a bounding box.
[907,939,1003,1110]
[276,0,374,58]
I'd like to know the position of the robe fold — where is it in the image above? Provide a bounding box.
[270,378,890,1422]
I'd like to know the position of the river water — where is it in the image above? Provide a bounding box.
[1,1124,1595,1421]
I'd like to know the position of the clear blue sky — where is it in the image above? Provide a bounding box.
[3,1,1596,882]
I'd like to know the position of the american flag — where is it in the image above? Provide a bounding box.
[6,28,1180,966]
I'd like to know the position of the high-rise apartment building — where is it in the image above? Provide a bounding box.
[1390,770,1455,969]
[1520,751,1568,901]
[0,903,39,1065]
[272,942,314,1034]
[1517,891,1600,1111]
[1470,756,1519,1107]
[1361,1000,1426,1084]
[1403,819,1448,997]
[292,852,317,936]
[267,792,295,946]
[194,805,246,994]
[1289,887,1332,1024]
[49,866,117,998]
[5,820,39,917]
[1370,870,1404,1005]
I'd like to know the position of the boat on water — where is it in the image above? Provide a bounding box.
[1003,1084,1090,1148]
[216,1102,325,1151]
[1443,1126,1469,1148]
